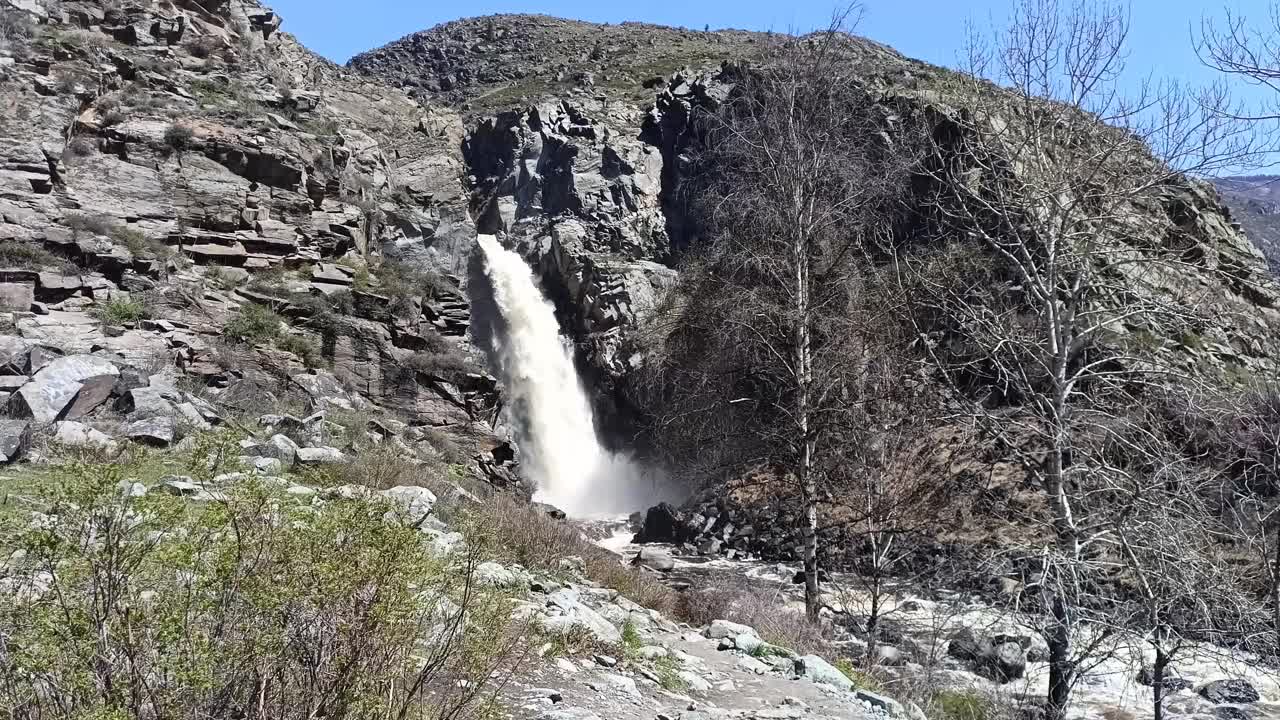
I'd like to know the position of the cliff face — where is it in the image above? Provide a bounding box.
[3,2,1280,501]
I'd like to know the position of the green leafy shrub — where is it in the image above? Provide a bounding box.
[835,658,883,691]
[932,690,994,720]
[406,347,473,383]
[465,495,678,615]
[65,212,118,238]
[0,241,71,271]
[92,296,149,325]
[0,458,523,720]
[276,332,323,368]
[163,122,194,151]
[224,302,281,344]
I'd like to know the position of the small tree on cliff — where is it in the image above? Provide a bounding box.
[904,1,1262,718]
[638,9,921,622]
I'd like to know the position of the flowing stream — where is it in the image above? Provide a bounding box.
[476,235,664,518]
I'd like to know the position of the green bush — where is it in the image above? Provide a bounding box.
[65,212,118,238]
[164,122,194,151]
[406,348,473,383]
[0,457,522,720]
[276,332,323,368]
[224,302,281,344]
[92,296,150,325]
[0,241,70,271]
[835,658,883,692]
[932,690,994,720]
[465,495,679,615]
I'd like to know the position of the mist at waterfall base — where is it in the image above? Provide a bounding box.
[476,235,671,519]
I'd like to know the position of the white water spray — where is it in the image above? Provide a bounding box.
[477,234,666,518]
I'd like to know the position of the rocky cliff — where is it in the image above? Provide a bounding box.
[3,2,1280,522]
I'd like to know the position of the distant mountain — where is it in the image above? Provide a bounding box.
[1213,175,1280,273]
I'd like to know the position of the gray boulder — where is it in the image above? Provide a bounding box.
[632,547,675,571]
[793,655,853,691]
[125,416,177,446]
[116,387,176,420]
[704,619,758,641]
[9,355,120,423]
[0,336,31,374]
[52,421,119,453]
[1199,679,1260,705]
[380,485,437,525]
[0,419,31,462]
[296,446,349,465]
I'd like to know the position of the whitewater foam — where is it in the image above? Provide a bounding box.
[476,234,666,518]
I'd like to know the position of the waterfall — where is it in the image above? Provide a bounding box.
[476,234,664,518]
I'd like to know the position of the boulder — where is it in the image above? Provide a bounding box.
[9,355,120,423]
[632,547,675,572]
[0,336,31,374]
[473,561,531,588]
[1137,664,1193,691]
[380,485,437,524]
[0,419,31,462]
[0,281,34,311]
[704,619,759,641]
[296,446,348,465]
[116,387,176,420]
[125,416,177,446]
[52,421,119,453]
[1199,679,1260,705]
[793,655,853,691]
[634,501,692,543]
[978,642,1026,683]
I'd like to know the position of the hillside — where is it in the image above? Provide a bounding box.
[1214,174,1280,273]
[1,4,1280,720]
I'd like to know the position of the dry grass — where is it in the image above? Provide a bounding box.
[468,495,679,614]
[676,581,831,654]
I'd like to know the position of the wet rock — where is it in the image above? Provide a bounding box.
[633,547,675,572]
[1137,664,1192,691]
[1199,679,1260,705]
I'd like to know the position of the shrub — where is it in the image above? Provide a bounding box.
[0,458,523,720]
[224,302,281,344]
[0,8,36,51]
[276,332,322,368]
[465,495,678,614]
[835,658,884,692]
[65,135,96,157]
[99,108,126,127]
[163,122,194,151]
[377,258,448,314]
[931,690,994,720]
[91,296,149,325]
[64,212,118,238]
[0,241,70,271]
[406,348,473,383]
[673,581,829,655]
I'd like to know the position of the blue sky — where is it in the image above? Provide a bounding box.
[268,0,1268,78]
[266,0,1277,142]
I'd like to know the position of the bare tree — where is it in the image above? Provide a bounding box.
[638,8,922,622]
[901,1,1264,718]
[1198,2,1280,123]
